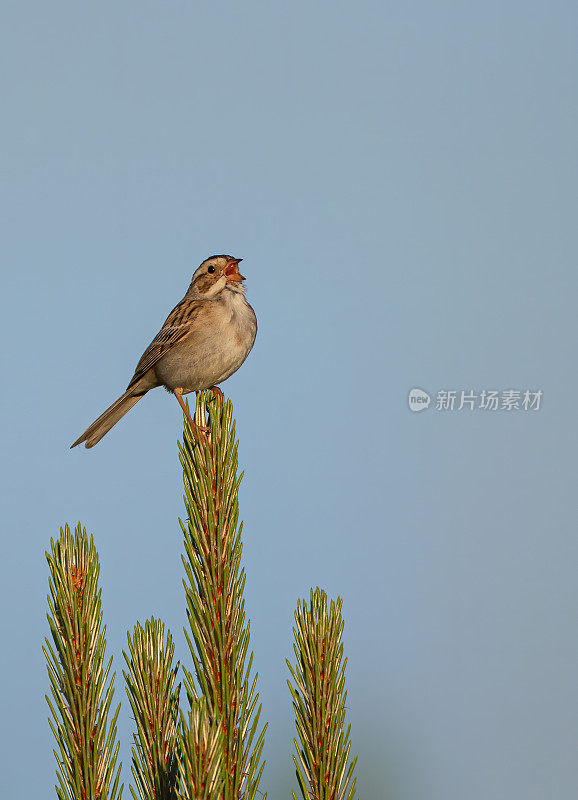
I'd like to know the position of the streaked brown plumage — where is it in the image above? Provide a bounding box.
[71,255,257,449]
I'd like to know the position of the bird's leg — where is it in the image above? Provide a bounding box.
[174,387,209,434]
[174,387,194,426]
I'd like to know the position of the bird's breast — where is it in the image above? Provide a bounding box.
[154,291,257,392]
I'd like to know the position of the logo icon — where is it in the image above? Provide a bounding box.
[408,388,431,412]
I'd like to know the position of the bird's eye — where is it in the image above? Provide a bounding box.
[207,265,216,274]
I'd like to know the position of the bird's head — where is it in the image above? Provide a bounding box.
[190,255,246,297]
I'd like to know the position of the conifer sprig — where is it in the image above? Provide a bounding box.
[287,588,357,800]
[178,391,267,800]
[123,619,180,800]
[178,699,225,800]
[44,523,123,800]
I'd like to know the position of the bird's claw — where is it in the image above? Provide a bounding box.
[208,386,224,403]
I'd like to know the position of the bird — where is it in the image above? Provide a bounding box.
[71,255,257,448]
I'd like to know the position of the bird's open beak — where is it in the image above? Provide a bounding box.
[224,258,245,282]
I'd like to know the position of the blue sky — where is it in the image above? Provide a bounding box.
[1,2,577,797]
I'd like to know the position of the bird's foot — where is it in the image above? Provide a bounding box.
[208,385,224,403]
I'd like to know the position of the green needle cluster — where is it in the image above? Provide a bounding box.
[123,618,180,800]
[44,524,122,800]
[179,392,267,800]
[288,589,357,800]
[178,698,224,800]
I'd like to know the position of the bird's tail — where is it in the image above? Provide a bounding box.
[71,390,144,449]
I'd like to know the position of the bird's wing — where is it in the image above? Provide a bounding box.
[127,297,202,390]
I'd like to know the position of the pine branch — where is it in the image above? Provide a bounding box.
[123,619,180,800]
[287,588,357,800]
[44,523,123,800]
[178,391,267,800]
[178,699,225,800]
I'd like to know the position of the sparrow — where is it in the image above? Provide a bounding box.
[71,255,257,448]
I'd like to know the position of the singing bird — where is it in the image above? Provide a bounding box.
[71,255,257,448]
